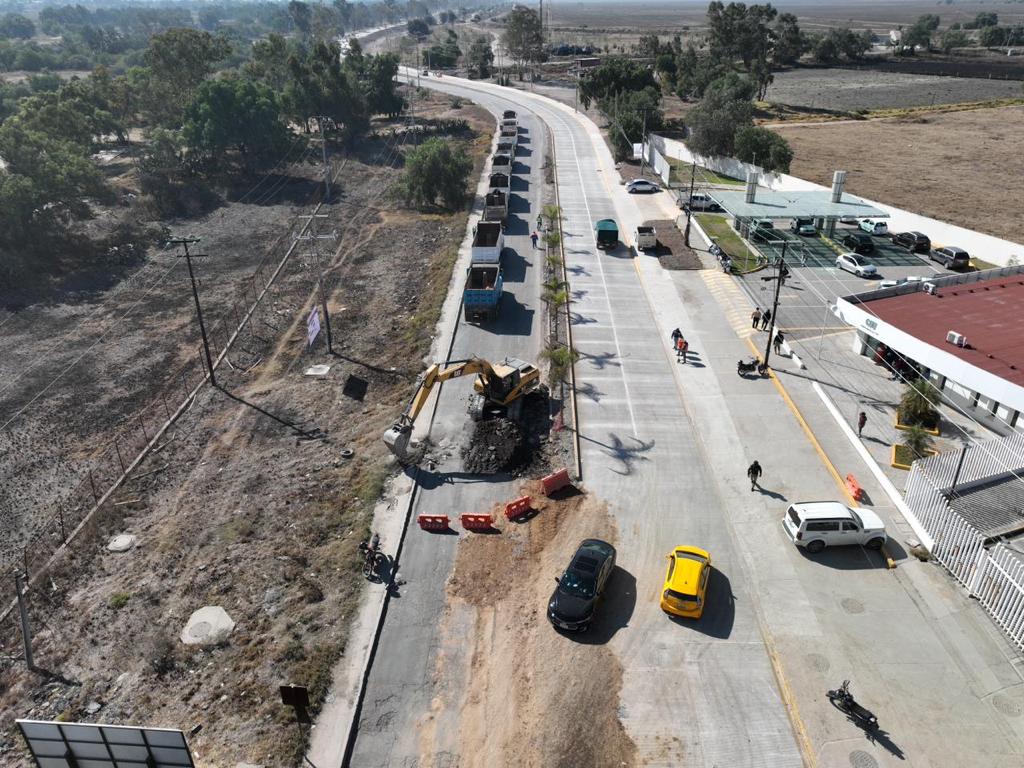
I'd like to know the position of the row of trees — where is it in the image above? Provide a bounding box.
[0,25,406,283]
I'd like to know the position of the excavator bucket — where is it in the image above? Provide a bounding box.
[383,423,413,461]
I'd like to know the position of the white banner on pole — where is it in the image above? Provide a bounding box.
[632,143,643,160]
[307,307,321,347]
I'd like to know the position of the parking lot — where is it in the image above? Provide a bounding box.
[742,224,950,342]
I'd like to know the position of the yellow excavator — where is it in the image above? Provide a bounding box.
[383,356,541,461]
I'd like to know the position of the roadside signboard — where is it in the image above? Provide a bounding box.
[307,307,321,347]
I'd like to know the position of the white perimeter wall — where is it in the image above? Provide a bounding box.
[650,133,1024,268]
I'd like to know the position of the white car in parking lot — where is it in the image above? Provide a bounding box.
[836,252,878,277]
[858,219,888,236]
[625,179,660,194]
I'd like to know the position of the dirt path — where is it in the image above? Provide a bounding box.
[431,483,637,768]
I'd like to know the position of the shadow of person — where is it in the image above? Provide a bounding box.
[755,486,788,502]
[865,726,906,760]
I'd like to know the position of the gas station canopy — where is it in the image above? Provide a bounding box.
[709,188,888,221]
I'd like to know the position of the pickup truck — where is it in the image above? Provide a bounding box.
[484,189,508,222]
[471,221,504,264]
[489,171,510,191]
[595,219,619,251]
[464,263,503,322]
[635,225,657,252]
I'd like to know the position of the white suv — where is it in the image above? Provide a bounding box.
[783,501,887,554]
[858,219,888,236]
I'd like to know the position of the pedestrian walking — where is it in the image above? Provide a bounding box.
[671,327,682,346]
[530,231,538,249]
[773,330,785,356]
[751,308,762,329]
[680,338,689,364]
[857,411,867,438]
[676,336,686,360]
[761,308,772,330]
[747,460,763,491]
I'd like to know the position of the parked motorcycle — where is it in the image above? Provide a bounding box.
[827,680,879,731]
[737,358,768,376]
[358,533,388,581]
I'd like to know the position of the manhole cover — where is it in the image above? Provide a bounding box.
[807,653,830,672]
[849,749,879,768]
[841,597,865,614]
[992,693,1023,717]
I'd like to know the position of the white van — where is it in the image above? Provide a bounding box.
[782,501,886,553]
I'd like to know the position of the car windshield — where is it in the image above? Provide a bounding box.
[849,510,864,528]
[666,589,697,602]
[787,507,802,526]
[560,570,596,598]
[849,255,864,265]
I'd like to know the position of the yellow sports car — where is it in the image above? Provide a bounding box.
[660,546,711,619]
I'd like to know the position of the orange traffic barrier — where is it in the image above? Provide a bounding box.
[845,473,864,502]
[460,513,495,532]
[417,514,450,532]
[541,468,571,496]
[504,496,533,521]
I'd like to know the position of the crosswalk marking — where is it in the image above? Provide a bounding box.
[701,269,757,339]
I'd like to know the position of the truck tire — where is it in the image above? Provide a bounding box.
[865,537,885,550]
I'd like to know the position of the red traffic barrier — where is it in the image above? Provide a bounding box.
[460,513,495,532]
[845,473,865,502]
[417,514,450,532]
[541,468,571,496]
[504,496,533,521]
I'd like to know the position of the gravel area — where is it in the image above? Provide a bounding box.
[765,68,1024,112]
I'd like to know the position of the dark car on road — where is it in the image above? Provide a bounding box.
[842,232,874,254]
[892,231,931,253]
[931,246,971,270]
[548,539,616,631]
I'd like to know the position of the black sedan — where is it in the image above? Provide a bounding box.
[548,539,616,631]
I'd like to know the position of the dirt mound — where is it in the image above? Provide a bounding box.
[461,418,523,474]
[441,484,637,768]
[459,391,553,475]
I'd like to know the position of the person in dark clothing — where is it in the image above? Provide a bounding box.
[747,460,763,491]
[858,411,867,437]
[774,331,785,356]
[761,308,772,330]
[671,328,682,346]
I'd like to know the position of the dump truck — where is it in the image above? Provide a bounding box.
[489,171,510,191]
[484,189,508,222]
[383,356,542,461]
[503,110,516,120]
[499,123,518,145]
[471,221,504,264]
[492,150,513,169]
[501,117,517,130]
[463,263,503,323]
[595,219,619,251]
[497,135,516,154]
[635,225,657,252]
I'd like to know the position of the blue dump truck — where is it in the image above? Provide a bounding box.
[595,219,619,251]
[464,221,505,322]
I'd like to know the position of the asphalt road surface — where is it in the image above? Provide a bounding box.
[347,72,1024,768]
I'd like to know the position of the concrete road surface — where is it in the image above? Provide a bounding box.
[345,71,1024,768]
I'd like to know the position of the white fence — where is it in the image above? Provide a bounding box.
[904,429,1024,650]
[649,133,1024,268]
[643,140,671,186]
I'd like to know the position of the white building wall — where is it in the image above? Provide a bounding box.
[650,133,1024,268]
[835,297,1024,416]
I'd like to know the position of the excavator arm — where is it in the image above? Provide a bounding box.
[383,358,496,460]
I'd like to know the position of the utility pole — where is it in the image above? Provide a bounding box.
[683,160,697,246]
[15,573,34,671]
[316,117,331,202]
[296,214,337,354]
[169,237,216,388]
[761,243,788,371]
[639,109,648,178]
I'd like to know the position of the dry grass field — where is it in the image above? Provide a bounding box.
[772,105,1024,244]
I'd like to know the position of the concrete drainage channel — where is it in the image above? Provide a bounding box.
[335,94,582,766]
